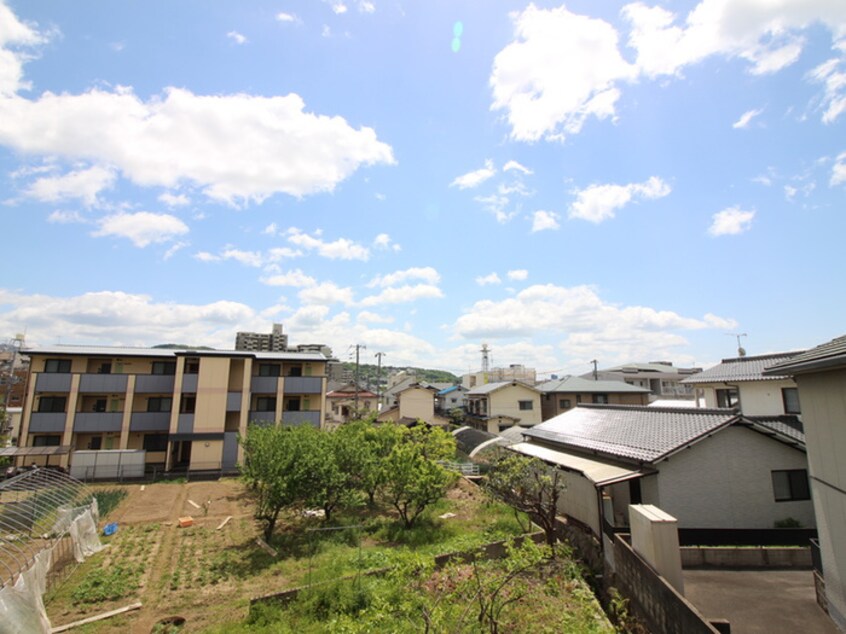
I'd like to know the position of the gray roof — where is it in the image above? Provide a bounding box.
[22,344,329,362]
[524,404,740,464]
[467,380,539,396]
[599,362,700,374]
[680,352,802,384]
[763,334,846,376]
[452,427,502,455]
[537,375,649,394]
[744,416,805,446]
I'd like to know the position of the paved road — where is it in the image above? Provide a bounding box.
[684,569,839,634]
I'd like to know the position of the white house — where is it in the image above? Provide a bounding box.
[466,381,542,432]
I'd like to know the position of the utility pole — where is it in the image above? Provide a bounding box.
[374,352,386,411]
[350,344,366,411]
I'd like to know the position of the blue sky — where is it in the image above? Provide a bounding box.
[0,0,844,376]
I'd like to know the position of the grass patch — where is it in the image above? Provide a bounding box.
[93,488,128,518]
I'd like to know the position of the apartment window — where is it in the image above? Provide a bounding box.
[33,435,61,447]
[256,397,276,412]
[180,395,196,414]
[184,358,200,374]
[143,434,169,452]
[716,388,739,408]
[147,397,173,413]
[559,399,571,409]
[44,359,71,373]
[88,436,102,450]
[258,364,281,377]
[288,365,303,377]
[38,396,66,413]
[593,394,609,404]
[286,398,301,412]
[782,388,801,415]
[151,361,176,375]
[772,469,810,502]
[97,362,112,374]
[92,399,107,413]
[518,400,533,411]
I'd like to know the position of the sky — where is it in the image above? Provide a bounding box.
[0,0,844,378]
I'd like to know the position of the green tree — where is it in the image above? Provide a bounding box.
[483,454,565,553]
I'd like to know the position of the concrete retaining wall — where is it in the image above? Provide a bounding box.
[682,546,812,569]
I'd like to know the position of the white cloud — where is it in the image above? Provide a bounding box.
[368,267,440,288]
[332,3,348,15]
[474,193,517,224]
[357,310,393,324]
[227,31,247,45]
[732,108,763,129]
[453,284,737,349]
[490,4,636,142]
[569,176,671,223]
[267,246,302,261]
[158,192,191,207]
[220,248,263,267]
[832,152,846,186]
[531,210,560,232]
[359,284,444,307]
[24,165,115,206]
[809,57,846,124]
[0,2,47,96]
[358,2,375,14]
[507,269,528,281]
[708,206,755,236]
[0,87,395,206]
[299,281,355,306]
[451,159,496,189]
[163,241,188,260]
[503,160,532,175]
[475,273,501,286]
[373,233,400,251]
[262,223,278,235]
[193,251,218,263]
[47,210,86,224]
[93,211,189,247]
[276,12,298,23]
[286,228,370,260]
[261,269,317,287]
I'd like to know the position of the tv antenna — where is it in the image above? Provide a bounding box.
[727,333,747,357]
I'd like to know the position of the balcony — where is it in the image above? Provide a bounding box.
[251,376,279,393]
[248,411,277,425]
[130,412,172,432]
[181,374,198,392]
[227,392,242,412]
[79,374,128,393]
[177,414,194,434]
[29,412,67,433]
[281,410,321,427]
[35,373,72,392]
[135,374,176,393]
[73,412,123,433]
[283,376,323,394]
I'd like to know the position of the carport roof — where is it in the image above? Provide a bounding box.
[510,441,650,486]
[0,446,72,456]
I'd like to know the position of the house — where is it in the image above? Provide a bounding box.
[466,381,542,433]
[588,361,702,399]
[764,335,846,631]
[536,375,650,420]
[681,352,804,416]
[376,382,450,427]
[325,382,379,424]
[510,404,814,543]
[436,384,468,413]
[15,345,329,473]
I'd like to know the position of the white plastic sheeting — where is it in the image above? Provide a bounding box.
[68,502,103,563]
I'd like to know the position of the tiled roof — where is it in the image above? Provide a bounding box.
[467,380,539,395]
[524,404,739,464]
[537,376,650,394]
[744,416,805,445]
[453,427,501,455]
[680,352,802,384]
[763,334,846,376]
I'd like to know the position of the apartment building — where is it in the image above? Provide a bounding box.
[18,345,329,472]
[235,323,288,352]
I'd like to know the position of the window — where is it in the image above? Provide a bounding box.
[147,397,173,413]
[151,361,176,375]
[44,359,71,373]
[256,397,276,412]
[258,364,281,377]
[518,400,533,410]
[559,399,571,409]
[772,469,811,502]
[88,436,102,450]
[38,396,66,413]
[180,395,196,414]
[33,435,61,447]
[93,399,107,413]
[143,434,169,452]
[184,358,200,374]
[286,397,301,411]
[288,365,303,377]
[782,388,801,415]
[593,394,609,404]
[97,362,112,374]
[716,388,739,408]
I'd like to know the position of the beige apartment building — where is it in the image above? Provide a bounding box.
[17,345,328,472]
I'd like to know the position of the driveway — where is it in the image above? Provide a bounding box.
[684,569,838,634]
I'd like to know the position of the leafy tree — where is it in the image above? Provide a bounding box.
[483,453,565,554]
[338,421,404,506]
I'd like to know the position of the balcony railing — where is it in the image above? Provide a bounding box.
[73,412,123,433]
[281,410,321,427]
[248,411,277,425]
[283,376,323,394]
[250,377,279,393]
[79,374,128,393]
[227,392,242,412]
[35,373,72,392]
[181,374,198,392]
[177,414,194,434]
[130,412,172,432]
[135,374,176,393]
[29,412,67,433]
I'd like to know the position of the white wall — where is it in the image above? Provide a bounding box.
[556,470,601,535]
[698,379,797,416]
[649,426,815,529]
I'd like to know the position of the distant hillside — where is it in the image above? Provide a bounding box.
[340,362,458,386]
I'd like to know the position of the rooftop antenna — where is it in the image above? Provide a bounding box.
[727,333,747,357]
[591,359,598,380]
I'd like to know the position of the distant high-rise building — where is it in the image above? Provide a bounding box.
[235,323,288,352]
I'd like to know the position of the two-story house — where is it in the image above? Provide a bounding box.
[536,376,650,421]
[17,345,329,473]
[466,381,542,433]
